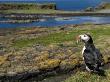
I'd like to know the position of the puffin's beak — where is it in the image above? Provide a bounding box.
[76,35,81,44]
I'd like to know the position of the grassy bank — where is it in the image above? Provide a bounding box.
[64,70,110,82]
[0,3,62,14]
[13,24,110,48]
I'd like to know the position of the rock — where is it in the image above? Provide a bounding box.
[48,44,59,50]
[7,71,17,76]
[0,43,6,56]
[85,7,94,12]
[59,27,65,31]
[97,2,106,10]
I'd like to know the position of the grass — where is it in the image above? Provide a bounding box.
[64,70,110,82]
[103,3,110,9]
[13,25,110,48]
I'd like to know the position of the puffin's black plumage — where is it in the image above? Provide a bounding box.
[78,34,105,75]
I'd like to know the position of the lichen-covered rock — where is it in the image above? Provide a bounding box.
[34,51,49,62]
[54,53,67,60]
[60,58,80,71]
[0,56,8,65]
[38,59,61,70]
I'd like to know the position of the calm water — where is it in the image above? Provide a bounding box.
[0,16,110,28]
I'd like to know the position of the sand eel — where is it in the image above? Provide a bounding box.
[77,34,105,75]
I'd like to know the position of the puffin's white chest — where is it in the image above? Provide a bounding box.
[82,46,86,60]
[82,46,86,55]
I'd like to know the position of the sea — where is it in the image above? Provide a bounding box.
[0,0,110,28]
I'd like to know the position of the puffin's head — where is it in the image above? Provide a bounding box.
[77,34,93,44]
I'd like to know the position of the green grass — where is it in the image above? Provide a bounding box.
[64,70,110,82]
[12,25,110,48]
[103,3,110,9]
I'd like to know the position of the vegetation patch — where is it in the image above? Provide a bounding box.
[64,71,109,82]
[0,3,56,10]
[12,25,110,48]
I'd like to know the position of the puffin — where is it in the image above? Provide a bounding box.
[77,34,105,75]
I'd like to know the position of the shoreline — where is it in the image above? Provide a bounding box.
[1,12,110,17]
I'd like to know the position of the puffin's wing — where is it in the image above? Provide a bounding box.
[94,49,104,66]
[83,49,96,66]
[83,49,104,71]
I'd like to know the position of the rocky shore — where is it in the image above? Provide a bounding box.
[0,13,110,24]
[0,19,39,23]
[1,13,110,22]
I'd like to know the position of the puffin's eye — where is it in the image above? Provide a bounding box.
[84,35,86,37]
